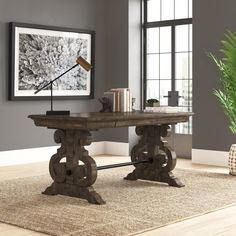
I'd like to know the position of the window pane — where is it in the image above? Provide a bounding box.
[189,116,192,134]
[176,25,189,52]
[189,24,192,51]
[189,52,192,78]
[175,52,189,79]
[179,106,192,112]
[160,80,171,105]
[189,0,192,18]
[176,115,192,134]
[146,80,159,100]
[147,54,159,79]
[161,0,174,21]
[176,80,189,106]
[160,26,171,53]
[147,0,160,22]
[176,120,192,134]
[175,0,188,19]
[188,80,192,106]
[160,53,171,79]
[147,28,159,53]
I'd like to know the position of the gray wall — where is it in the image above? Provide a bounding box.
[5,0,234,154]
[0,0,141,151]
[100,0,130,143]
[193,0,236,151]
[103,0,142,145]
[0,0,107,151]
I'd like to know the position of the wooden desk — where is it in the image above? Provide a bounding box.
[29,111,193,204]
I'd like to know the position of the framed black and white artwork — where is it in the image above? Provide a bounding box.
[9,22,95,100]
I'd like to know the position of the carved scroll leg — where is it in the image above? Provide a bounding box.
[43,129,106,205]
[125,125,184,188]
[124,166,185,186]
[157,146,184,188]
[86,189,106,205]
[43,183,105,204]
[160,172,184,188]
[43,183,57,195]
[124,132,147,181]
[124,171,138,181]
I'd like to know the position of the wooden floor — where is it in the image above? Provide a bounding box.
[0,156,235,236]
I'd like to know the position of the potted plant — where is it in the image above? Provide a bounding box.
[146,98,160,107]
[209,30,236,175]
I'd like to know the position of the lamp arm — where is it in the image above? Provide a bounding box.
[34,63,78,94]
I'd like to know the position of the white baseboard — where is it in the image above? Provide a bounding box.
[0,146,58,167]
[104,141,129,156]
[86,141,105,156]
[0,141,129,166]
[1,145,229,168]
[86,141,129,156]
[192,148,228,167]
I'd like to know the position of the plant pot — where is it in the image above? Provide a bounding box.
[229,144,236,175]
[145,102,160,107]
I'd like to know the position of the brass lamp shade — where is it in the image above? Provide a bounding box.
[76,56,92,71]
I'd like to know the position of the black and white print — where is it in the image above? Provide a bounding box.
[9,23,94,100]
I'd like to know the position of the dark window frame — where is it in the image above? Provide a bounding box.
[143,0,193,134]
[143,0,192,107]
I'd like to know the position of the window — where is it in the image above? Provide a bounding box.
[144,0,192,134]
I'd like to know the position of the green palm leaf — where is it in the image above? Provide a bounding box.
[209,30,236,134]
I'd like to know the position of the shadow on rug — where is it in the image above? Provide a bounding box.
[0,167,236,236]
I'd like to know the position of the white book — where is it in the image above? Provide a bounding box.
[144,106,180,113]
[110,88,129,112]
[129,90,132,112]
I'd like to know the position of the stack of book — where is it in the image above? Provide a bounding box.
[144,106,180,113]
[103,88,133,112]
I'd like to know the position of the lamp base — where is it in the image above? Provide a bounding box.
[46,110,70,116]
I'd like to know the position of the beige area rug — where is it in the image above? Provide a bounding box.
[0,167,236,236]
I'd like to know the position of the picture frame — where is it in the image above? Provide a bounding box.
[9,22,95,100]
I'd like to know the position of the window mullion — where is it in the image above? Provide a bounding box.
[143,25,147,106]
[171,25,175,91]
[145,18,192,28]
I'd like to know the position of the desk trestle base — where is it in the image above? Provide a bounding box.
[44,129,105,205]
[44,124,184,204]
[124,125,184,188]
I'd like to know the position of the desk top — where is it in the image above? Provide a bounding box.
[29,111,193,130]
